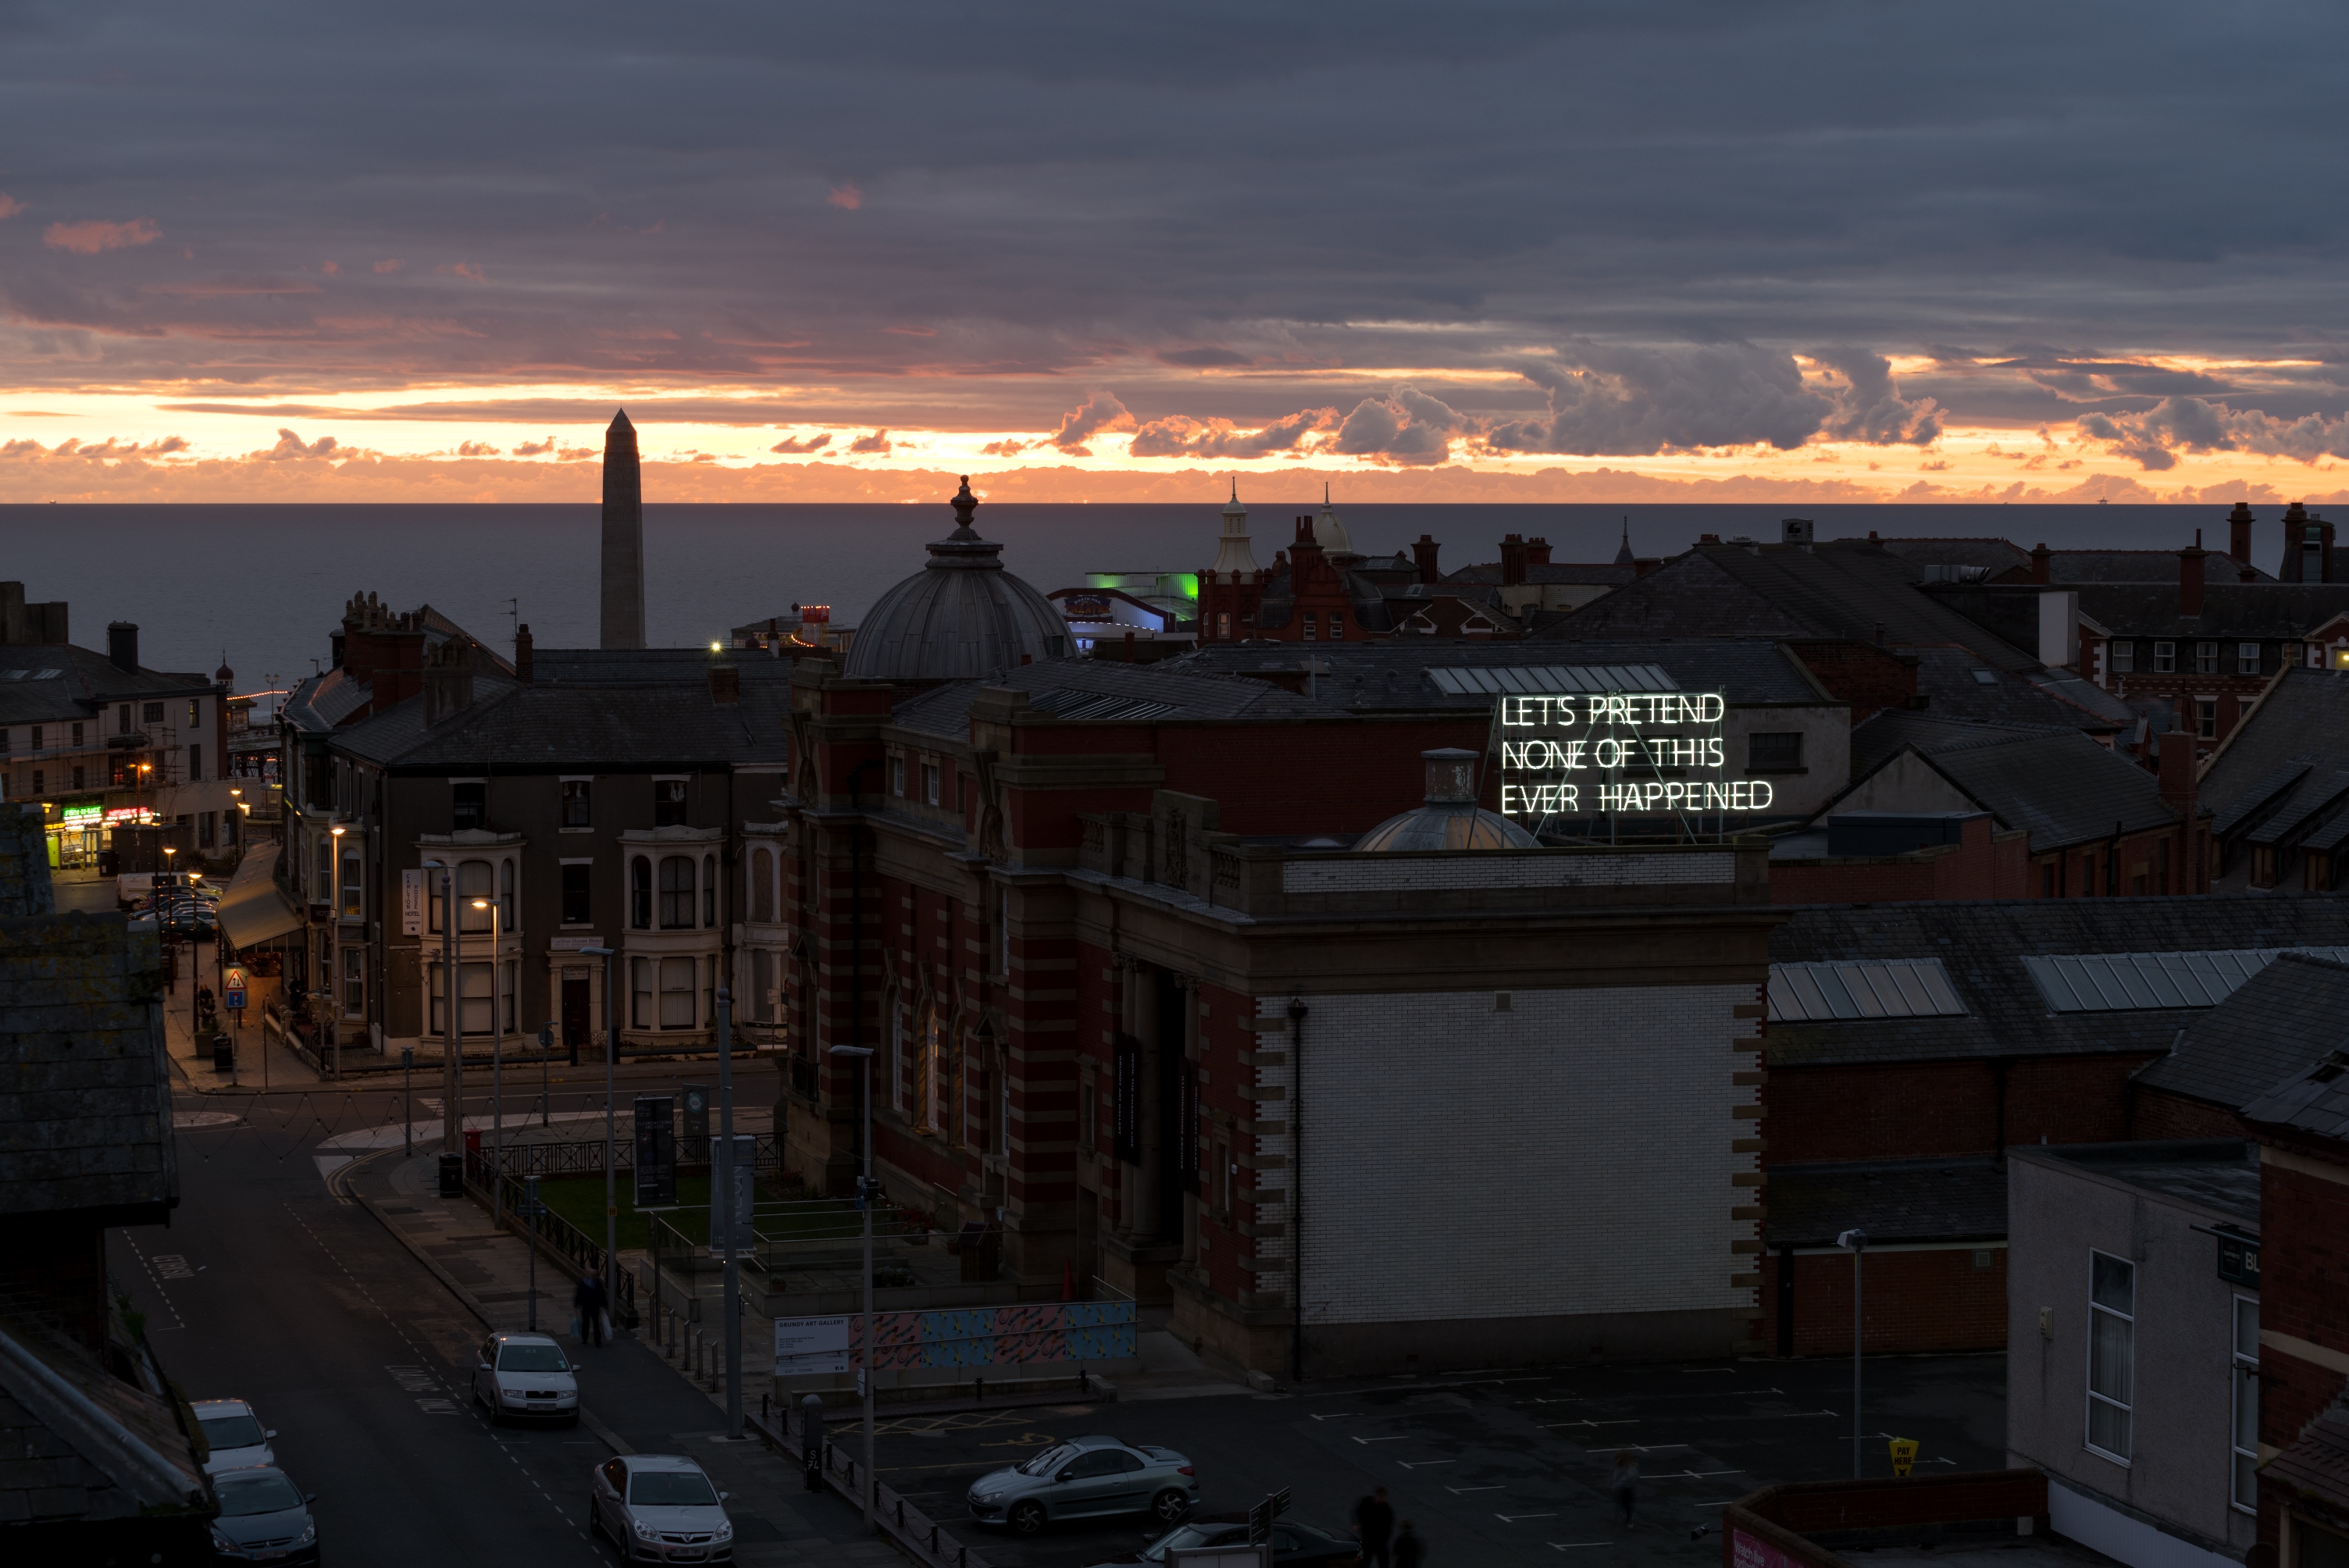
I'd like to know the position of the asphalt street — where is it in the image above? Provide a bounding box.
[112,1064,845,1568]
[867,1352,2006,1567]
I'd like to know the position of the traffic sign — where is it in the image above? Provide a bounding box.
[223,986,246,1011]
[1247,1488,1292,1545]
[1888,1438,1918,1477]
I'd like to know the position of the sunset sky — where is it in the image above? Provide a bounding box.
[7,2,2349,505]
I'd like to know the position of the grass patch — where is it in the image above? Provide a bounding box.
[529,1174,874,1253]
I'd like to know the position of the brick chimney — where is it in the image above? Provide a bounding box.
[2284,501,2317,582]
[2229,501,2255,565]
[2030,543,2051,585]
[1499,533,1528,587]
[106,621,139,674]
[2180,531,2207,618]
[2158,727,2198,827]
[1524,536,1552,568]
[709,661,739,704]
[514,623,534,683]
[421,640,475,725]
[1412,534,1441,585]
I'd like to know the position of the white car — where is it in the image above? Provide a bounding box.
[191,1397,276,1475]
[470,1331,579,1426]
[588,1454,734,1563]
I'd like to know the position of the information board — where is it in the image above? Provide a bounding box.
[774,1315,851,1376]
[633,1096,675,1208]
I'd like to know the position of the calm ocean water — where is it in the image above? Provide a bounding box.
[0,501,2249,695]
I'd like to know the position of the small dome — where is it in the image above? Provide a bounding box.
[1313,482,1353,556]
[1353,748,1538,852]
[841,477,1072,680]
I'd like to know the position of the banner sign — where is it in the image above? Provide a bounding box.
[851,1301,1137,1370]
[711,1133,755,1257]
[1730,1529,1803,1568]
[1495,691,1775,823]
[401,869,422,936]
[774,1315,851,1375]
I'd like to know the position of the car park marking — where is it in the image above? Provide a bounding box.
[152,1253,198,1280]
[1648,1468,1740,1481]
[1547,1541,1614,1550]
[1395,1459,1454,1469]
[174,1110,242,1130]
[1446,1484,1505,1494]
[1537,1419,1635,1430]
[117,1232,187,1330]
[1495,1511,1556,1522]
[1306,1412,1360,1421]
[1351,1435,1409,1444]
[417,1398,459,1415]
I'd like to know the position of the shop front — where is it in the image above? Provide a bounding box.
[44,796,107,869]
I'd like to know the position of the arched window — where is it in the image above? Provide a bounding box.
[658,855,693,928]
[751,848,774,923]
[629,857,652,929]
[458,859,494,932]
[702,853,717,927]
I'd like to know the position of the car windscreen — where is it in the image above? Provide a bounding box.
[200,1413,266,1449]
[216,1473,304,1516]
[628,1470,719,1507]
[497,1343,571,1372]
[1015,1445,1074,1477]
[1143,1524,1234,1560]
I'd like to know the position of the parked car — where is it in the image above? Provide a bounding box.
[208,1464,319,1565]
[967,1434,1199,1535]
[191,1397,276,1475]
[587,1453,733,1562]
[470,1331,578,1425]
[1092,1513,1363,1566]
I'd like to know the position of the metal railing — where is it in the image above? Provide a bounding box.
[462,1148,641,1329]
[477,1131,782,1180]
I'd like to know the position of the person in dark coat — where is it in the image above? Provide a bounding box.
[1353,1485,1395,1568]
[1609,1449,1639,1527]
[572,1270,608,1347]
[1393,1518,1425,1567]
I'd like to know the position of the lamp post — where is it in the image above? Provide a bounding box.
[1838,1228,1869,1477]
[828,1040,877,1531]
[579,946,619,1322]
[472,896,505,1227]
[402,1046,414,1156]
[716,985,743,1440]
[423,860,457,1160]
[329,825,347,1079]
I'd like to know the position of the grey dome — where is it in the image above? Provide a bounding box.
[841,478,1072,680]
[1354,748,1539,853]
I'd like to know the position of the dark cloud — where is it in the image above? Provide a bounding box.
[5,1,2349,445]
[847,429,892,454]
[1049,388,1133,451]
[1127,406,1335,458]
[2078,396,2349,470]
[1331,387,1470,466]
[768,432,832,453]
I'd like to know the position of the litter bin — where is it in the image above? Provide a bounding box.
[438,1153,465,1198]
[210,1035,233,1074]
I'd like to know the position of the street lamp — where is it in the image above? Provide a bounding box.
[579,946,620,1327]
[1838,1228,1869,1477]
[472,896,505,1227]
[828,1039,877,1529]
[422,859,457,1166]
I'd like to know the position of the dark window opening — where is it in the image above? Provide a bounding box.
[451,782,485,831]
[561,863,593,925]
[1748,732,1804,772]
[561,779,591,827]
[654,779,688,827]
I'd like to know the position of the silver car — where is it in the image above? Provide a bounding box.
[588,1454,735,1563]
[967,1434,1199,1536]
[191,1397,276,1475]
[471,1330,579,1426]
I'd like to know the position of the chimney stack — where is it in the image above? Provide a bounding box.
[709,661,739,704]
[2180,530,2207,618]
[1524,536,1552,568]
[107,622,139,674]
[2030,543,2051,585]
[1411,534,1441,585]
[1499,533,1528,587]
[514,623,535,683]
[2158,727,2198,837]
[2229,501,2255,565]
[422,640,476,725]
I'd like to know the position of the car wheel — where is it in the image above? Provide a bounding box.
[1007,1501,1046,1536]
[1150,1489,1190,1524]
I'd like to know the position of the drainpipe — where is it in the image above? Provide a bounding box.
[1288,996,1309,1384]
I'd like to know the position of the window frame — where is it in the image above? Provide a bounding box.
[451,780,486,832]
[561,778,592,829]
[652,777,689,828]
[629,856,652,929]
[2086,1248,2136,1464]
[921,760,940,807]
[2197,696,2219,739]
[2153,641,2176,673]
[2240,642,2263,676]
[2196,641,2219,675]
[1748,731,1805,773]
[658,854,694,929]
[2109,640,2134,675]
[340,848,363,919]
[560,862,593,926]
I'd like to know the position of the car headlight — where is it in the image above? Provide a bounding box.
[715,1523,733,1541]
[633,1520,659,1539]
[503,1389,527,1402]
[209,1523,244,1557]
[298,1518,317,1545]
[971,1490,1003,1503]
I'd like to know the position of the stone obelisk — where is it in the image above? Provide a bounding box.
[600,408,646,649]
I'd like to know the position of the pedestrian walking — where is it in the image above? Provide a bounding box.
[1393,1518,1425,1568]
[572,1270,608,1348]
[1353,1484,1395,1568]
[1609,1449,1639,1528]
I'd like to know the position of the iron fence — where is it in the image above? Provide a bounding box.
[478,1131,782,1180]
[462,1148,641,1330]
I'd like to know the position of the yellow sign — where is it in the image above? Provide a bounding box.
[1888,1438,1919,1477]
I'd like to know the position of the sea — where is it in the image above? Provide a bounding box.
[0,501,2246,695]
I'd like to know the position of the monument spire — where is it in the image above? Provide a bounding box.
[600,408,646,649]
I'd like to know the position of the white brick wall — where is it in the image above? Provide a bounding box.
[1253,987,1755,1326]
[1281,853,1735,894]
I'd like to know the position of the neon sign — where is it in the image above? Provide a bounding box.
[1494,691,1774,821]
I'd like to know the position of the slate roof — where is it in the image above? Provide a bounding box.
[1906,646,2131,731]
[1164,638,1831,714]
[532,649,801,686]
[1765,1156,2006,1246]
[1444,562,1642,588]
[1866,536,2277,584]
[329,678,790,772]
[1766,897,2349,1067]
[2133,953,2349,1114]
[1543,541,2045,672]
[2019,1139,2262,1224]
[2075,582,2349,639]
[2243,1047,2349,1146]
[2264,1394,2349,1525]
[0,1316,212,1525]
[889,657,1328,739]
[2201,668,2349,852]
[1837,713,2180,853]
[0,642,219,726]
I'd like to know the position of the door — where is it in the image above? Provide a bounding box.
[1099,1449,1150,1513]
[562,978,590,1059]
[1051,1449,1129,1516]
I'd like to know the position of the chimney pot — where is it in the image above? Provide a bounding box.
[2180,535,2208,618]
[106,621,139,674]
[515,623,535,683]
[2030,542,2052,585]
[2229,500,2255,565]
[1411,534,1441,585]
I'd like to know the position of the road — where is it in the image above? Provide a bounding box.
[865,1352,2006,1566]
[112,1064,834,1568]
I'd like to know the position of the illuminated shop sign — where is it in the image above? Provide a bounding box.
[1494,692,1774,821]
[59,800,104,825]
[1058,593,1116,620]
[105,805,157,825]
